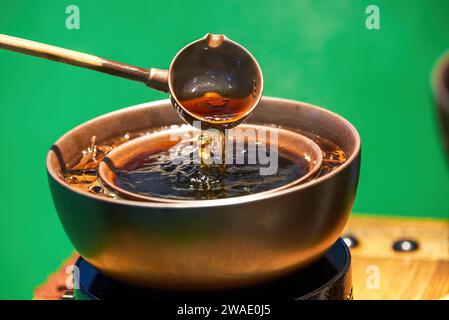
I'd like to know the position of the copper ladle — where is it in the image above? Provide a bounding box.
[0,33,263,128]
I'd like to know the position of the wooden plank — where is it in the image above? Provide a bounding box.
[344,215,449,260]
[351,257,449,299]
[346,215,449,299]
[33,254,77,300]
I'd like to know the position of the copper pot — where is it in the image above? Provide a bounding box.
[46,97,361,290]
[433,50,449,161]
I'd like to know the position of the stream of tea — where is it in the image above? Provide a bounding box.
[61,127,347,200]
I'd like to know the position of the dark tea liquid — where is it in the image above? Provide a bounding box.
[113,139,308,200]
[61,128,348,200]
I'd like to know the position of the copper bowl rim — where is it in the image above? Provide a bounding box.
[46,96,361,209]
[97,124,324,203]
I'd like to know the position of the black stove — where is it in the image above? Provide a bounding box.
[72,238,352,300]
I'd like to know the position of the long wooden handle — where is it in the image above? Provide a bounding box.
[0,34,168,92]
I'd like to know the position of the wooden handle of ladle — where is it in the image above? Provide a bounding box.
[0,34,168,92]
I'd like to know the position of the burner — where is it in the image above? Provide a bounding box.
[73,238,352,300]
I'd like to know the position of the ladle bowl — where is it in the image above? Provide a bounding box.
[98,124,323,203]
[46,97,361,290]
[169,34,263,129]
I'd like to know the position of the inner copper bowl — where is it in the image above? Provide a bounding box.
[46,97,361,290]
[99,124,323,203]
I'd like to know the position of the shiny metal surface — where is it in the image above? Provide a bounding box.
[73,238,352,300]
[46,97,361,290]
[169,34,263,129]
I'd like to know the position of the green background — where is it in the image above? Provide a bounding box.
[1,0,448,299]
